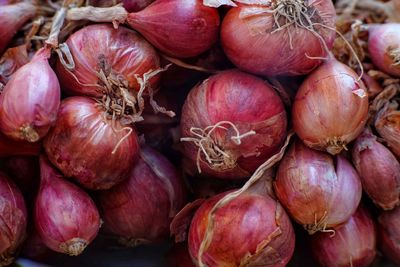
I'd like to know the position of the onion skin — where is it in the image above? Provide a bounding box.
[0,172,27,266]
[44,97,139,190]
[97,146,186,246]
[35,156,100,256]
[188,189,295,266]
[375,105,400,158]
[181,69,287,179]
[0,48,60,142]
[378,206,400,265]
[274,140,362,233]
[368,24,400,77]
[311,206,376,267]
[127,0,220,58]
[352,130,400,210]
[220,0,336,76]
[123,0,154,12]
[56,24,160,97]
[292,58,369,155]
[0,132,41,157]
[0,45,30,85]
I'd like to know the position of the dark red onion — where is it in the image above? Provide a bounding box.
[220,0,336,76]
[352,129,400,210]
[0,47,60,142]
[0,172,27,265]
[123,0,154,12]
[378,206,400,265]
[35,156,100,256]
[0,132,41,157]
[0,45,30,85]
[166,242,195,267]
[311,206,376,267]
[97,146,186,246]
[292,58,369,155]
[44,96,140,190]
[274,140,362,234]
[180,70,287,179]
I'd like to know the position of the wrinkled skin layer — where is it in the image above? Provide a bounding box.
[378,206,400,265]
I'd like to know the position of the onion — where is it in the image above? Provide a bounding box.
[180,69,287,179]
[311,206,376,267]
[0,172,27,266]
[378,206,400,265]
[0,47,60,142]
[368,24,400,77]
[352,129,400,210]
[274,140,362,234]
[292,58,368,155]
[188,184,295,266]
[166,242,195,267]
[35,156,101,256]
[362,73,383,99]
[44,96,140,190]
[375,101,400,158]
[0,2,36,56]
[123,0,154,12]
[21,230,52,262]
[0,132,41,157]
[0,45,30,85]
[97,146,186,246]
[220,0,336,76]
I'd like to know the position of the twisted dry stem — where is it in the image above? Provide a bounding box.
[180,121,256,173]
[325,137,348,155]
[304,211,336,236]
[389,47,400,66]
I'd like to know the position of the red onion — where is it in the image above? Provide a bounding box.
[274,140,362,234]
[180,70,287,179]
[188,185,295,266]
[352,129,400,210]
[311,206,376,267]
[0,132,41,157]
[368,24,400,77]
[375,102,400,158]
[220,0,336,76]
[378,206,400,265]
[44,96,140,190]
[0,47,60,142]
[292,58,369,155]
[0,2,36,56]
[97,146,186,246]
[35,156,100,256]
[166,242,196,267]
[0,172,27,266]
[123,0,154,12]
[0,45,30,85]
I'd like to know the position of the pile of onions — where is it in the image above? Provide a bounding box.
[219,0,336,76]
[97,146,186,246]
[35,156,101,256]
[378,206,400,265]
[0,47,60,142]
[180,69,287,179]
[310,206,376,267]
[0,172,27,266]
[352,129,400,210]
[274,140,362,234]
[292,58,369,155]
[368,24,400,77]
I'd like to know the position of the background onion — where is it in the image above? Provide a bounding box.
[123,0,155,12]
[378,206,400,265]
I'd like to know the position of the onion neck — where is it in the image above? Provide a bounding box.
[66,5,128,28]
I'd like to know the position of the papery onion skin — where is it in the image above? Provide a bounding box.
[292,59,369,155]
[44,97,139,190]
[274,140,362,233]
[56,24,160,97]
[0,172,27,266]
[181,69,287,179]
[188,190,295,267]
[220,0,336,76]
[378,206,400,265]
[311,206,376,267]
[368,24,400,77]
[127,0,220,58]
[35,156,100,256]
[375,105,400,158]
[123,0,154,12]
[352,130,400,210]
[97,146,186,246]
[0,48,60,142]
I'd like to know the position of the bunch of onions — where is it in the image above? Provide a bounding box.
[378,206,400,265]
[274,140,362,234]
[97,146,186,246]
[292,58,369,155]
[310,206,376,267]
[218,0,336,76]
[0,47,60,142]
[352,129,400,210]
[0,172,27,266]
[35,156,101,256]
[188,181,295,266]
[180,69,287,179]
[368,24,400,77]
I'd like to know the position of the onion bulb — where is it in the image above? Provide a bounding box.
[375,101,400,158]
